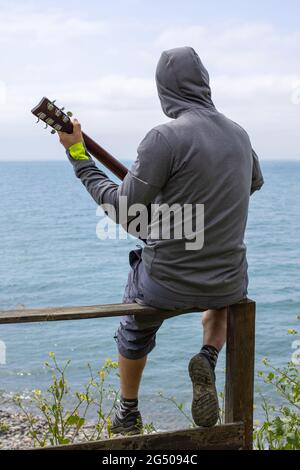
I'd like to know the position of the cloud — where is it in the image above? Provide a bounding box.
[0,4,299,160]
[0,80,6,104]
[155,23,300,74]
[291,80,300,105]
[58,76,157,110]
[0,7,108,44]
[155,23,300,158]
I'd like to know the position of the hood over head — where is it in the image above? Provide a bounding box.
[155,46,214,119]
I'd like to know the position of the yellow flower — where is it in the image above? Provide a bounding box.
[287,329,298,335]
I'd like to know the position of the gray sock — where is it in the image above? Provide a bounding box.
[118,396,138,418]
[200,345,219,370]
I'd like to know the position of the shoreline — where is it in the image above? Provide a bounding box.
[0,408,100,450]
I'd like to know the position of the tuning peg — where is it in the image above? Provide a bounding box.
[61,107,65,111]
[36,118,40,123]
[67,111,73,117]
[52,99,56,104]
[51,129,56,134]
[44,123,48,129]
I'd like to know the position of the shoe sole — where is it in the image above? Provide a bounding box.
[110,422,142,436]
[188,354,219,427]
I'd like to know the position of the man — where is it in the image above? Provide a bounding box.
[58,46,264,434]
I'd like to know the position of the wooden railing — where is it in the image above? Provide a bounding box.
[0,298,256,450]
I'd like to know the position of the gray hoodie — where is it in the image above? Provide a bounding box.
[70,46,264,305]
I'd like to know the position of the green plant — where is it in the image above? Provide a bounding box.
[158,387,225,427]
[218,390,225,424]
[14,353,119,447]
[142,422,156,434]
[0,421,9,434]
[254,317,300,450]
[158,391,196,428]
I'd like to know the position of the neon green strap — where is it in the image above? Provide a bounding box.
[68,142,89,160]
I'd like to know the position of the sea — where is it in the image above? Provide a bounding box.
[0,160,299,429]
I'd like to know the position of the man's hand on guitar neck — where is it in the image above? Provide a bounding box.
[58,119,89,161]
[58,118,83,149]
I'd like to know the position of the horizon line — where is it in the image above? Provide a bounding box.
[0,158,300,163]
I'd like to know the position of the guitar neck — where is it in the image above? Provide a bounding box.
[82,132,128,181]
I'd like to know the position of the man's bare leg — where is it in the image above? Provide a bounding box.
[118,353,147,399]
[202,307,227,351]
[111,354,146,434]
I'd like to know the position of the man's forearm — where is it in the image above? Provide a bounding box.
[68,142,119,208]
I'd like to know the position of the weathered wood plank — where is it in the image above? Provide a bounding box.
[225,299,256,450]
[36,423,245,451]
[0,299,253,325]
[0,304,191,324]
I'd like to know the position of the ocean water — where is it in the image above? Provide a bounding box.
[0,160,299,429]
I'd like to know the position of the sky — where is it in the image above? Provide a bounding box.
[0,0,299,161]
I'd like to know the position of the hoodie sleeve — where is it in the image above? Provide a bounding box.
[251,149,264,195]
[68,129,173,221]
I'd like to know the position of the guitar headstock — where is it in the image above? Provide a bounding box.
[31,97,73,134]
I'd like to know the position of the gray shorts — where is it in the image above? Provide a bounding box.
[115,248,202,360]
[115,248,247,360]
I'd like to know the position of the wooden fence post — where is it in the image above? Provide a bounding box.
[225,299,256,450]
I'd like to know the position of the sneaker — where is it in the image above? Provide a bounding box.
[111,409,143,435]
[188,353,219,427]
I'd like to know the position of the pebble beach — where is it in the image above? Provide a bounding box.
[0,409,98,450]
